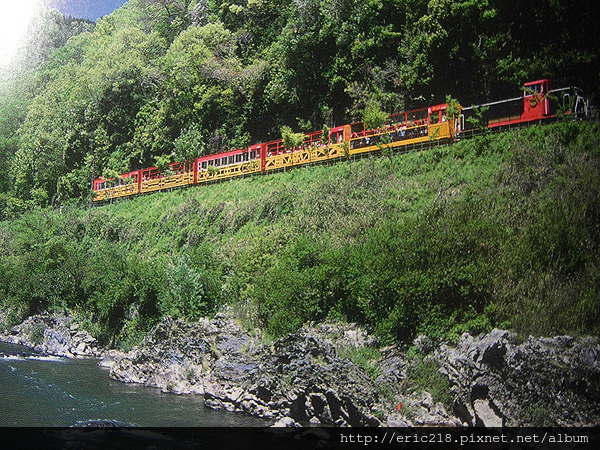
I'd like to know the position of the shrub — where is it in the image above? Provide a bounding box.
[407,356,452,407]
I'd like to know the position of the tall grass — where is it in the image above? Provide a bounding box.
[1,122,598,346]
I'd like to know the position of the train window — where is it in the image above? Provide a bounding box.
[244,152,249,161]
[228,156,234,165]
[250,151,256,159]
[222,157,227,166]
[330,131,343,143]
[235,154,241,163]
[257,149,260,158]
[215,159,220,167]
[201,161,207,170]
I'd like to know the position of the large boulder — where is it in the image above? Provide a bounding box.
[106,316,385,426]
[0,311,100,357]
[437,329,600,426]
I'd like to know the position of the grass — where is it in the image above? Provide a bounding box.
[338,346,382,381]
[0,122,598,347]
[406,356,453,407]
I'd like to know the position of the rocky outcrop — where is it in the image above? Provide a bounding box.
[204,327,383,426]
[0,311,101,357]
[106,315,385,426]
[2,308,598,427]
[375,345,462,427]
[437,329,600,426]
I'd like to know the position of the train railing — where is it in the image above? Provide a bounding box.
[348,120,454,156]
[264,142,348,172]
[93,183,138,202]
[140,172,194,194]
[196,160,262,183]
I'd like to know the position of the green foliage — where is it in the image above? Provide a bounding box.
[407,355,452,407]
[29,322,46,346]
[362,103,388,131]
[2,123,598,347]
[521,402,556,426]
[281,126,305,150]
[160,254,212,320]
[0,0,597,348]
[173,123,205,162]
[321,125,330,145]
[466,106,490,133]
[1,0,598,211]
[445,95,461,119]
[338,346,382,381]
[154,154,173,175]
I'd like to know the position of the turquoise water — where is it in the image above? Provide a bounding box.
[0,342,272,427]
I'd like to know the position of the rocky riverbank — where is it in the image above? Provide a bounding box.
[0,311,101,358]
[1,309,599,427]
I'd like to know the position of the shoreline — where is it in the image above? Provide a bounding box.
[1,309,599,427]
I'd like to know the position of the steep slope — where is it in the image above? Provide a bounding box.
[1,122,599,348]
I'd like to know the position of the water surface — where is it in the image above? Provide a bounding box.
[0,341,271,427]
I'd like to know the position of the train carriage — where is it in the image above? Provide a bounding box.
[349,103,457,156]
[195,146,263,184]
[92,79,587,202]
[93,170,140,202]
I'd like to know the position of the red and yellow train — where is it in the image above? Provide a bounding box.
[93,79,588,202]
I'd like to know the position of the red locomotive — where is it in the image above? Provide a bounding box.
[460,79,588,134]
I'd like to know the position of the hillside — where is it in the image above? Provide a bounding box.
[0,0,598,215]
[1,122,598,348]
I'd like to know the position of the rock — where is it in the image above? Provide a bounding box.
[308,417,322,426]
[5,308,598,428]
[385,413,412,427]
[0,311,99,357]
[437,331,600,426]
[473,399,503,427]
[271,417,299,428]
[75,342,87,354]
[376,346,408,387]
[98,349,126,369]
[107,318,386,426]
[413,335,435,355]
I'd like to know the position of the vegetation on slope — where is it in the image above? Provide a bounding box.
[0,0,598,216]
[1,122,598,348]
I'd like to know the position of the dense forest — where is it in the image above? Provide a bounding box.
[0,0,598,214]
[0,1,599,347]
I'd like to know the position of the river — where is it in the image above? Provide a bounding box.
[0,341,272,427]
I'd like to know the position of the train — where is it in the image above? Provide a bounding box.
[92,79,589,202]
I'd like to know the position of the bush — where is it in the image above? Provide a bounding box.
[0,122,598,348]
[407,355,452,407]
[159,254,213,321]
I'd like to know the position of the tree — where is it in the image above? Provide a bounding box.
[281,126,305,150]
[140,0,194,42]
[362,103,388,131]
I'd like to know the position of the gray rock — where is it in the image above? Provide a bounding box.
[271,416,299,428]
[473,399,503,427]
[437,331,600,426]
[413,335,435,355]
[106,317,386,426]
[0,311,99,357]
